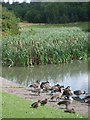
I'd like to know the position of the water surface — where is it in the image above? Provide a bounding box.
[2,60,89,92]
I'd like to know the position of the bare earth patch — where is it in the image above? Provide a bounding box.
[0,76,89,115]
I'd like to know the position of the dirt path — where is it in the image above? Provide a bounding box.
[0,76,89,115]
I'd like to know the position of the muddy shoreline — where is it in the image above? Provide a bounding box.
[0,76,89,115]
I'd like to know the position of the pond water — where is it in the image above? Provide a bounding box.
[2,60,89,93]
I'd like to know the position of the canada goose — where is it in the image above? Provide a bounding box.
[74,90,86,97]
[50,84,60,90]
[82,93,90,102]
[65,86,71,91]
[28,80,40,88]
[86,100,90,104]
[40,98,48,105]
[31,88,42,96]
[51,92,63,101]
[59,86,64,93]
[57,99,73,109]
[64,108,75,114]
[50,84,61,93]
[83,93,90,99]
[40,81,50,89]
[31,100,41,108]
[40,81,51,91]
[63,89,73,99]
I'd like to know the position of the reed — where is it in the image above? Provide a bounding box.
[2,27,89,67]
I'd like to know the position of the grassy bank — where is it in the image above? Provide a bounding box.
[2,22,89,67]
[25,22,89,30]
[1,92,88,118]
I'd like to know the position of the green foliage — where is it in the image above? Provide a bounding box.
[2,26,89,67]
[2,7,20,35]
[2,92,88,118]
[2,2,89,24]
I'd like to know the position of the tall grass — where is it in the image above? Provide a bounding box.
[2,27,89,67]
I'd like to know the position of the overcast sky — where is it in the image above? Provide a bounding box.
[3,0,31,4]
[2,0,89,4]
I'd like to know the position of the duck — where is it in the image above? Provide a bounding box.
[74,90,86,97]
[28,80,40,89]
[57,99,73,109]
[64,108,75,114]
[40,98,48,106]
[31,100,41,108]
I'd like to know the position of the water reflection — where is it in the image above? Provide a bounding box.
[2,60,88,92]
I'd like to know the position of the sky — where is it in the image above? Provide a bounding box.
[3,0,31,4]
[2,0,89,4]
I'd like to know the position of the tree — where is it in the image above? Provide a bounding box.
[2,7,20,34]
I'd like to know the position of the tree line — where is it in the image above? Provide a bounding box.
[2,2,89,24]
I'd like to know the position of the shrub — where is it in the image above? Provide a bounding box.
[2,7,20,35]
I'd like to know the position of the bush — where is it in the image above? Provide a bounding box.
[2,7,20,35]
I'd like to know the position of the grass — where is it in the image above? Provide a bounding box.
[1,92,88,118]
[22,22,89,29]
[2,22,89,67]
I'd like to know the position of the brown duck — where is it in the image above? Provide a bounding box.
[40,98,48,106]
[64,108,75,114]
[57,99,72,109]
[31,100,41,108]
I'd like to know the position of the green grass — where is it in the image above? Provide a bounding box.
[1,92,88,118]
[27,22,89,30]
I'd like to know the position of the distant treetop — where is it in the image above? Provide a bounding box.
[2,2,89,24]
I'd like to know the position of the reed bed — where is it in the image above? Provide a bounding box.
[2,27,89,67]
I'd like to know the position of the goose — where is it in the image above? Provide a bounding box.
[40,98,48,106]
[31,100,41,108]
[63,89,73,99]
[51,92,63,101]
[28,80,40,88]
[31,88,42,96]
[74,90,86,97]
[50,84,61,93]
[83,93,90,99]
[82,93,90,102]
[65,86,71,91]
[40,81,50,89]
[64,108,75,114]
[40,81,51,91]
[57,99,73,109]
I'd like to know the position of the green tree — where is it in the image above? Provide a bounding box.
[2,7,20,34]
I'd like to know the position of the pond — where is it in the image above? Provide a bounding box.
[2,60,89,93]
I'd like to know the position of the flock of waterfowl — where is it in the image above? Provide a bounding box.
[28,80,90,114]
